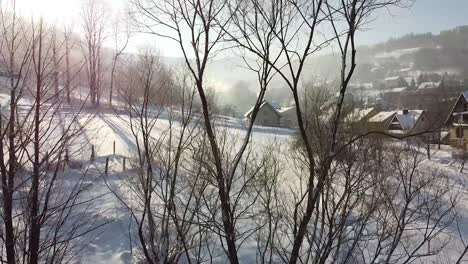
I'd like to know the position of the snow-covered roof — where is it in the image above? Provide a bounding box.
[462,91,468,101]
[388,130,405,135]
[244,101,281,118]
[347,107,375,122]
[453,123,468,127]
[368,111,395,123]
[382,87,407,93]
[452,111,468,116]
[375,47,422,59]
[349,82,373,90]
[385,76,402,81]
[418,82,441,90]
[445,91,468,125]
[440,131,450,140]
[278,106,296,114]
[393,110,424,131]
[371,67,384,72]
[270,101,281,109]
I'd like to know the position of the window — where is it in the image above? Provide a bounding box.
[456,127,464,138]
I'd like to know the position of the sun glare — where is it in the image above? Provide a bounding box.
[16,0,81,23]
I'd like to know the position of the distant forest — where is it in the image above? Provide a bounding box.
[372,25,468,72]
[310,25,468,81]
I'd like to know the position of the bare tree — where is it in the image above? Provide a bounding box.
[105,51,216,263]
[130,0,282,262]
[81,0,107,107]
[0,2,32,262]
[109,8,130,106]
[0,5,109,262]
[63,24,74,104]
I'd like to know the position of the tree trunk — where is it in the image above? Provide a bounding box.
[4,39,18,264]
[65,34,71,104]
[196,81,239,264]
[29,21,44,264]
[109,55,118,106]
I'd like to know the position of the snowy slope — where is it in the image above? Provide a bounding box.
[53,112,468,263]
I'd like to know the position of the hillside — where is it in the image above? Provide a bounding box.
[176,25,468,111]
[310,25,468,83]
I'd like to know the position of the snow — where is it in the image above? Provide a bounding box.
[381,87,407,93]
[441,131,450,139]
[387,129,405,134]
[374,47,422,59]
[347,107,375,122]
[453,123,468,127]
[384,76,402,81]
[418,81,441,90]
[394,109,424,131]
[75,118,468,263]
[278,106,296,114]
[13,105,468,263]
[368,111,395,123]
[243,101,281,118]
[453,111,468,116]
[70,112,295,263]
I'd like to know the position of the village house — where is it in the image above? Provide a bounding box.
[446,92,468,154]
[375,79,463,111]
[346,107,379,132]
[387,109,427,135]
[418,81,442,90]
[380,87,407,109]
[244,101,281,127]
[384,76,408,89]
[278,106,297,127]
[368,111,396,132]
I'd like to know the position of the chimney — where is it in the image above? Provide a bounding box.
[403,109,409,115]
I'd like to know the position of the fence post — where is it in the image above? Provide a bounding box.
[123,157,126,171]
[65,148,69,163]
[91,144,95,162]
[105,157,109,175]
[113,141,116,155]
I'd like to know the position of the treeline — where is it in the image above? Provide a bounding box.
[376,25,468,72]
[308,25,468,81]
[374,25,468,53]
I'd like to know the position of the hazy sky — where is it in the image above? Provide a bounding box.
[14,0,468,57]
[358,0,468,46]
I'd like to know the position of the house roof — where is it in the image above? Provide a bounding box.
[382,87,407,93]
[385,76,402,81]
[347,107,376,122]
[368,111,396,123]
[462,91,468,100]
[445,91,468,125]
[440,131,450,140]
[393,110,424,131]
[418,81,441,90]
[244,101,281,118]
[278,106,296,114]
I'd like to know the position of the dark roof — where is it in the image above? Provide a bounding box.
[244,101,281,118]
[445,91,468,125]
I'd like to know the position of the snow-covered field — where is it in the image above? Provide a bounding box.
[66,112,295,263]
[49,111,468,263]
